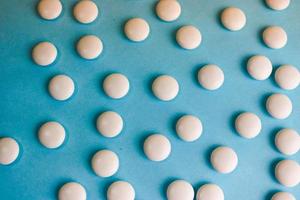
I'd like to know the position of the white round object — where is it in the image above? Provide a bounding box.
[266,0,290,11]
[275,65,300,90]
[103,73,130,99]
[197,64,224,90]
[247,55,273,80]
[107,181,135,200]
[143,134,171,162]
[58,182,86,200]
[0,137,19,165]
[32,42,57,66]
[176,115,203,142]
[96,111,123,138]
[196,184,224,200]
[156,0,181,22]
[77,35,103,60]
[263,26,287,49]
[48,74,75,101]
[271,192,296,200]
[124,18,150,42]
[152,75,179,101]
[275,129,300,155]
[167,180,194,200]
[38,121,65,149]
[37,0,62,20]
[275,160,300,187]
[176,25,202,50]
[210,146,238,174]
[91,149,119,177]
[73,0,98,24]
[266,93,292,119]
[221,7,246,31]
[235,112,262,139]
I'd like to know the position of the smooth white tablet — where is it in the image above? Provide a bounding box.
[32,42,57,66]
[96,111,123,138]
[103,73,130,99]
[37,0,62,20]
[58,182,86,200]
[73,0,98,24]
[91,149,119,177]
[38,121,65,149]
[77,35,103,60]
[210,146,238,174]
[247,55,273,80]
[0,137,19,165]
[124,18,150,42]
[152,75,179,101]
[198,64,224,90]
[143,134,171,161]
[235,112,262,139]
[271,192,296,200]
[167,180,194,200]
[263,26,287,49]
[266,93,292,119]
[107,181,135,200]
[196,184,224,200]
[48,74,75,101]
[266,0,290,11]
[275,160,300,187]
[176,115,203,142]
[275,129,300,155]
[156,0,181,22]
[176,25,202,49]
[275,65,300,90]
[221,7,246,31]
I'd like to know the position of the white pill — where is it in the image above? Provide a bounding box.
[247,55,273,80]
[210,146,238,174]
[263,26,287,49]
[275,65,300,90]
[152,75,179,101]
[32,42,57,66]
[271,192,296,200]
[196,184,224,200]
[37,0,62,20]
[235,112,262,139]
[0,137,19,165]
[38,121,65,149]
[176,115,203,142]
[103,73,130,99]
[91,149,119,177]
[275,160,300,187]
[143,134,171,162]
[73,0,98,24]
[96,111,123,138]
[266,0,290,11]
[48,74,75,101]
[176,25,202,50]
[156,0,181,22]
[124,18,150,42]
[198,64,224,90]
[266,93,292,119]
[167,180,194,200]
[77,35,103,60]
[58,182,86,200]
[107,181,135,200]
[221,7,246,31]
[275,129,300,156]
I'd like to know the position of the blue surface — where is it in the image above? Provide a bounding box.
[0,0,299,199]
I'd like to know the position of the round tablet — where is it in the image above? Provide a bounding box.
[37,0,62,20]
[124,18,150,42]
[275,129,300,155]
[32,42,57,66]
[167,180,194,200]
[96,111,123,138]
[38,121,65,149]
[77,35,103,60]
[266,0,290,11]
[247,55,273,80]
[152,75,179,101]
[271,192,296,200]
[220,7,246,31]
[143,134,171,161]
[275,65,300,90]
[197,64,224,90]
[210,146,238,174]
[275,160,300,187]
[58,182,86,200]
[156,0,181,22]
[107,181,135,200]
[73,0,98,24]
[0,137,19,165]
[48,74,75,101]
[263,26,287,49]
[176,115,203,142]
[266,93,292,119]
[176,25,202,50]
[91,149,119,177]
[196,184,224,200]
[235,112,262,139]
[103,73,130,99]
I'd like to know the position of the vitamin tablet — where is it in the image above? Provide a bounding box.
[176,25,202,49]
[0,137,19,165]
[196,184,224,200]
[197,64,224,90]
[32,42,57,66]
[103,73,130,99]
[156,0,181,22]
[235,112,262,139]
[275,160,300,187]
[266,93,292,119]
[247,55,273,80]
[275,65,300,90]
[220,7,246,31]
[210,146,238,174]
[266,0,290,11]
[77,35,103,60]
[91,149,119,177]
[176,115,203,142]
[107,181,135,200]
[271,192,296,200]
[152,75,179,101]
[37,0,62,20]
[96,111,123,138]
[38,121,65,149]
[275,129,300,155]
[143,134,171,161]
[73,0,98,24]
[58,182,86,200]
[48,74,75,101]
[167,180,194,200]
[263,26,287,49]
[124,18,150,42]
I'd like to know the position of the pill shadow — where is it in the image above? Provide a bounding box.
[136,131,157,159]
[191,63,210,89]
[270,65,281,88]
[264,189,281,200]
[145,73,163,101]
[204,144,223,171]
[53,178,76,199]
[168,112,187,140]
[101,178,119,199]
[259,92,273,116]
[258,26,269,48]
[98,71,118,98]
[269,158,283,183]
[228,111,244,137]
[159,177,179,199]
[216,9,226,31]
[193,180,211,192]
[240,55,252,78]
[269,127,283,153]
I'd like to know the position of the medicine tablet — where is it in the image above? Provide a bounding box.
[96,111,123,138]
[103,73,130,99]
[196,184,224,200]
[124,18,150,42]
[275,129,300,155]
[275,65,300,90]
[152,75,179,101]
[91,149,119,177]
[107,181,135,200]
[210,146,238,174]
[271,192,296,200]
[176,25,202,50]
[143,134,171,161]
[167,180,194,200]
[48,74,75,101]
[37,0,62,20]
[263,26,287,49]
[32,42,57,66]
[73,0,98,24]
[235,112,262,139]
[275,160,300,187]
[266,93,292,119]
[58,182,86,200]
[176,115,203,142]
[247,55,273,80]
[0,137,19,165]
[156,0,181,22]
[197,64,224,90]
[38,121,65,149]
[266,0,290,11]
[77,35,103,60]
[221,7,246,31]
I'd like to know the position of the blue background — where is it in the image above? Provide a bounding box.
[0,0,299,199]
